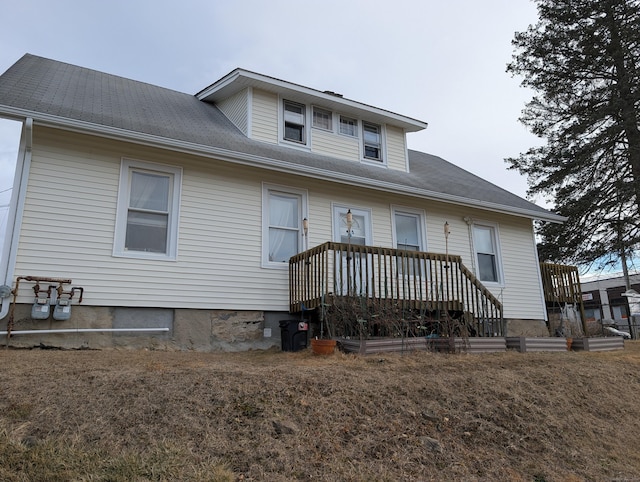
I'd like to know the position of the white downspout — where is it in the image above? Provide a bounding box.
[0,118,32,320]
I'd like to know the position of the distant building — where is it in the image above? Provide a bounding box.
[581,273,640,330]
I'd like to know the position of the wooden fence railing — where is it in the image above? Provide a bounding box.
[539,262,587,334]
[290,242,504,336]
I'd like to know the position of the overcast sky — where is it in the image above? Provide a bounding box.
[0,0,546,252]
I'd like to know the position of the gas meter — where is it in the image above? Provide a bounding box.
[53,297,72,321]
[31,293,51,320]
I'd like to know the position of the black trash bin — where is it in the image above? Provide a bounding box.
[279,320,308,352]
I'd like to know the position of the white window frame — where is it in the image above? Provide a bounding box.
[113,159,182,261]
[282,99,307,145]
[471,221,504,286]
[391,206,427,252]
[391,206,427,277]
[362,121,385,164]
[262,183,308,269]
[339,115,358,137]
[312,106,333,131]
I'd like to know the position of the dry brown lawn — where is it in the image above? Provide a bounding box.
[1,341,640,481]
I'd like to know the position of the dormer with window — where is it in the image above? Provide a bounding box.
[196,69,428,172]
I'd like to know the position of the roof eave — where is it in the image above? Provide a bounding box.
[0,106,563,223]
[195,68,429,133]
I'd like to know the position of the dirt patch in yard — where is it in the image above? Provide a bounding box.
[1,342,640,481]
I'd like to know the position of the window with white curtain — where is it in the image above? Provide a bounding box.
[473,224,502,283]
[114,159,182,260]
[312,107,332,131]
[339,116,357,137]
[262,184,308,268]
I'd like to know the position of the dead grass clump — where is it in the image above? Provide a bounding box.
[1,343,640,480]
[0,433,235,482]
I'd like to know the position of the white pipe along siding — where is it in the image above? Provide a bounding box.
[0,328,170,335]
[0,117,31,320]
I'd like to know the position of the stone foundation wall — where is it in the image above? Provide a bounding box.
[0,304,284,351]
[1,304,551,350]
[505,318,550,337]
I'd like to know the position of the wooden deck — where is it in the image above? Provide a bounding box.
[539,262,587,333]
[289,242,504,337]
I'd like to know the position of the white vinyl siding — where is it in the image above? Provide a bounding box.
[311,128,359,161]
[14,128,271,309]
[251,88,278,144]
[423,209,544,320]
[13,127,545,321]
[385,125,408,171]
[216,88,249,135]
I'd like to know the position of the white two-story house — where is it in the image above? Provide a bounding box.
[0,54,563,350]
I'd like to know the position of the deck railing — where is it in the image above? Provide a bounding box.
[289,242,504,336]
[539,262,587,334]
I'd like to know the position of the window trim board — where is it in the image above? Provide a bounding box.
[471,220,504,286]
[261,182,309,269]
[390,205,427,252]
[113,158,182,261]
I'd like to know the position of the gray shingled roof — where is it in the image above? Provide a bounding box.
[0,54,562,221]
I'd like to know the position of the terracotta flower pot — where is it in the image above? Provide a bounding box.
[311,338,336,355]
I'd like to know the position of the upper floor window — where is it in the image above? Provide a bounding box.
[363,122,382,161]
[283,100,306,144]
[473,224,502,284]
[339,116,358,137]
[312,107,332,131]
[114,159,182,261]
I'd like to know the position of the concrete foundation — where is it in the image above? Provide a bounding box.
[1,305,550,351]
[0,304,283,351]
[505,318,550,337]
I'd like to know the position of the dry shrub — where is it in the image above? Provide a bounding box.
[1,343,640,480]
